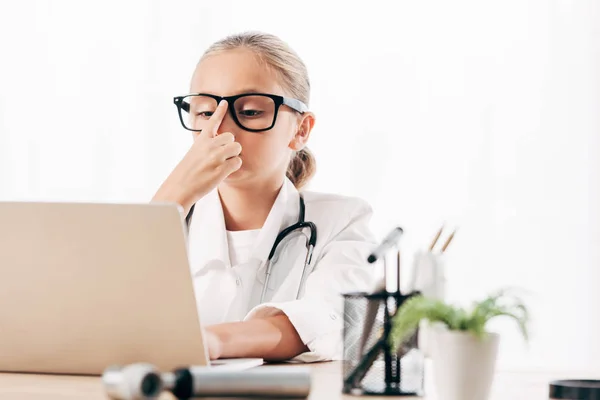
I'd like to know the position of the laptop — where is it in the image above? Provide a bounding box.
[0,201,263,375]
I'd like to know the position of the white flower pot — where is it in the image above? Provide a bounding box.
[418,320,448,358]
[430,330,500,400]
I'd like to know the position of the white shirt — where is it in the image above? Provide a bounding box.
[226,229,260,266]
[225,229,262,319]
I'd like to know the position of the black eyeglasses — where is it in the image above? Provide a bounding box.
[173,93,309,132]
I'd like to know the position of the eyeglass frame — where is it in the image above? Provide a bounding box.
[173,92,309,133]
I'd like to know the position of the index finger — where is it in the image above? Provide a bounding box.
[201,100,228,138]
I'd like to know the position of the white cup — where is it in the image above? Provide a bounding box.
[410,250,447,358]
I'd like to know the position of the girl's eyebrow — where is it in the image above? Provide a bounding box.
[190,88,271,96]
[234,88,266,95]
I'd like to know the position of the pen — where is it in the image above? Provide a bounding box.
[429,226,444,251]
[396,250,401,294]
[367,227,403,264]
[441,229,456,253]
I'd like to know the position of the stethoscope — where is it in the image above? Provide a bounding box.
[186,193,317,303]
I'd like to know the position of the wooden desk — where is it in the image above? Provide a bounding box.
[0,362,596,399]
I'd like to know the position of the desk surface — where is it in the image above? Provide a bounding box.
[0,361,596,400]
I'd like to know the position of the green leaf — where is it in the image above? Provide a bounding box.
[389,295,467,350]
[390,288,530,353]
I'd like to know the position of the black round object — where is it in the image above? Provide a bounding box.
[172,368,194,400]
[549,379,600,399]
[140,372,162,397]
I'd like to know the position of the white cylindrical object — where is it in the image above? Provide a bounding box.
[411,250,447,358]
[431,330,500,400]
[410,251,446,299]
[188,366,311,398]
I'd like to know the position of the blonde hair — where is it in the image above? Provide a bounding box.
[199,31,316,190]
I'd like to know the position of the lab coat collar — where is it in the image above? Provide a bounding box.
[187,185,231,276]
[250,177,300,263]
[187,177,300,275]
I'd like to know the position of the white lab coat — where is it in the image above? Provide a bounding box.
[187,177,377,362]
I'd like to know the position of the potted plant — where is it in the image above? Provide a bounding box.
[390,289,529,400]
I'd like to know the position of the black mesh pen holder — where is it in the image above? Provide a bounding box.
[342,291,424,397]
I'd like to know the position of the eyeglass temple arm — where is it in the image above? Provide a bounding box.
[282,97,308,113]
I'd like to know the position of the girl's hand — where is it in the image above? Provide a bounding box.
[152,100,242,213]
[203,327,223,360]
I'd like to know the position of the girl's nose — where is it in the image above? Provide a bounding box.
[216,109,238,135]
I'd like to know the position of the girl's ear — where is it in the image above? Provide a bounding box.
[289,112,315,151]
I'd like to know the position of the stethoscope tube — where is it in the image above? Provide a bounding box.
[260,195,317,303]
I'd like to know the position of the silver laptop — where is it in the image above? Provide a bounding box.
[0,201,263,375]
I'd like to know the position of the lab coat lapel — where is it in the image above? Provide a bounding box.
[251,177,300,264]
[188,178,299,274]
[187,188,230,276]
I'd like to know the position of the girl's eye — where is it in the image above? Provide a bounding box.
[195,111,213,118]
[239,110,263,117]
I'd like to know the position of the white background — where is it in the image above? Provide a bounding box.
[0,0,598,371]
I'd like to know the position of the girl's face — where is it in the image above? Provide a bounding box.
[189,48,314,188]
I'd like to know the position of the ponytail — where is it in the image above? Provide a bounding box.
[286,147,316,190]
